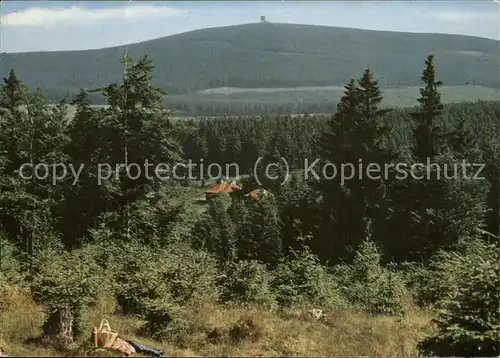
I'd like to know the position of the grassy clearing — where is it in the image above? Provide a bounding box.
[56,85,500,120]
[192,85,500,105]
[197,86,347,94]
[1,284,434,357]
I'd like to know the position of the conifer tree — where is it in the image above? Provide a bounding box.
[0,69,25,113]
[411,54,445,161]
[316,69,391,261]
[355,68,392,238]
[482,131,500,238]
[192,194,236,263]
[242,196,283,265]
[95,55,182,242]
[315,79,362,261]
[278,173,319,254]
[58,89,107,246]
[448,116,481,162]
[418,242,499,356]
[383,55,489,261]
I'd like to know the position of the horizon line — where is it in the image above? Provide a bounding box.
[2,21,498,55]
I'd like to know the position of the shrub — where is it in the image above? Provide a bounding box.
[273,235,345,308]
[0,237,27,312]
[389,261,432,307]
[228,316,263,344]
[140,298,192,345]
[29,245,101,348]
[418,241,500,356]
[191,195,237,263]
[115,243,220,315]
[335,239,411,315]
[0,237,25,292]
[220,260,276,307]
[415,239,495,308]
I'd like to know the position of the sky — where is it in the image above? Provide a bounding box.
[1,1,499,53]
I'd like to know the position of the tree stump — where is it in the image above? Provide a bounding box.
[42,306,78,351]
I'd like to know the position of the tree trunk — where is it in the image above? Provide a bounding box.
[42,306,78,351]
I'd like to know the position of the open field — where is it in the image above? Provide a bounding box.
[1,285,434,357]
[187,85,500,105]
[60,85,500,119]
[197,85,347,94]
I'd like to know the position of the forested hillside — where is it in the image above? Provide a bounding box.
[0,54,499,357]
[2,23,499,102]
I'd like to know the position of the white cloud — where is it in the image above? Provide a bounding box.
[2,5,187,27]
[1,3,498,53]
[429,11,498,22]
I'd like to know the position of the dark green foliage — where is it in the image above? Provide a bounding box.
[29,246,100,309]
[0,235,25,296]
[335,239,411,315]
[57,55,183,247]
[111,243,218,345]
[29,245,101,344]
[277,172,320,253]
[1,53,500,354]
[379,56,490,261]
[418,241,500,356]
[315,68,391,261]
[481,127,500,238]
[411,54,445,160]
[383,152,489,260]
[193,194,283,265]
[192,194,237,263]
[89,184,188,248]
[220,260,277,307]
[238,197,283,265]
[115,243,220,316]
[140,300,192,345]
[0,70,25,112]
[254,145,290,194]
[272,235,345,308]
[0,74,69,258]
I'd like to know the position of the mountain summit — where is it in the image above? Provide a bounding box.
[1,23,498,100]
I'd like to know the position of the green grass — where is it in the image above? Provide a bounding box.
[181,84,500,106]
[59,85,500,119]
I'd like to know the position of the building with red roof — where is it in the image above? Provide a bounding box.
[205,180,242,200]
[244,188,274,201]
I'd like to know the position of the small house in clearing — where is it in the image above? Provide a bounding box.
[244,188,274,201]
[205,179,242,200]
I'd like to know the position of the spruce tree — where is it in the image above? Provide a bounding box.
[482,133,500,239]
[278,172,320,254]
[58,89,108,246]
[384,55,489,261]
[315,79,363,261]
[418,242,499,356]
[355,68,392,238]
[192,194,236,263]
[0,69,25,113]
[411,54,444,161]
[242,196,283,265]
[95,55,182,242]
[316,69,391,261]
